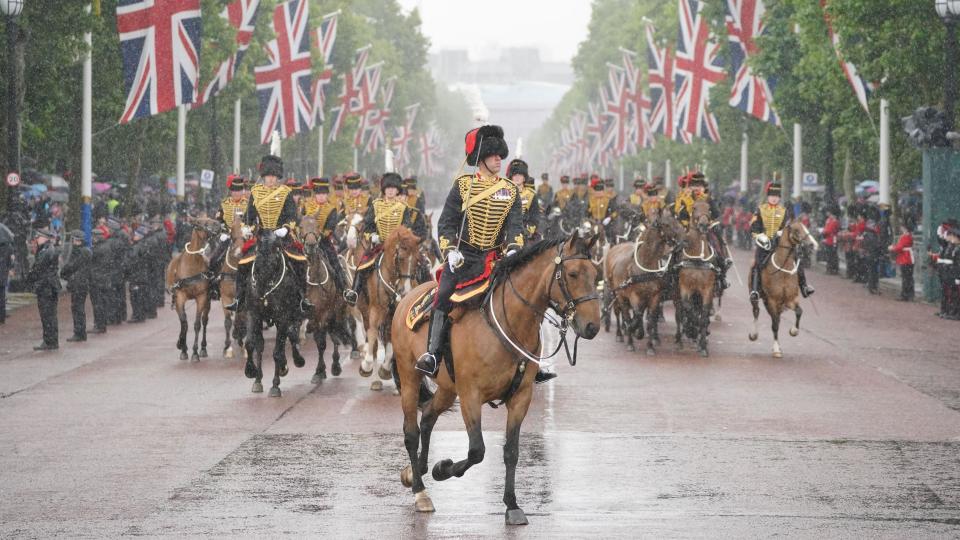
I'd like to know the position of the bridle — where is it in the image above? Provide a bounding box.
[250,235,288,304]
[769,227,802,275]
[489,241,599,367]
[376,239,418,304]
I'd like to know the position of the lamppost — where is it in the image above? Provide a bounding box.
[936,0,960,130]
[1,0,24,189]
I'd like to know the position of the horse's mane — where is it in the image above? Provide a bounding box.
[384,225,420,252]
[491,238,565,281]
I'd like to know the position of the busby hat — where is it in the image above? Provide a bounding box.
[560,175,570,184]
[404,175,418,188]
[573,176,587,185]
[506,158,529,180]
[381,172,403,191]
[604,177,614,187]
[689,172,706,187]
[259,155,283,178]
[633,178,645,189]
[310,177,330,193]
[464,125,509,167]
[590,177,604,191]
[285,177,302,189]
[765,181,782,196]
[645,184,660,197]
[345,173,362,189]
[541,173,549,181]
[227,174,245,192]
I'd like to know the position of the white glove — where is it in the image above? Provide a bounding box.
[274,227,288,238]
[447,249,464,272]
[602,217,612,226]
[241,225,253,240]
[371,233,380,245]
[219,233,230,242]
[755,233,770,250]
[505,249,517,257]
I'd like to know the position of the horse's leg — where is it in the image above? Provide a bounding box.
[503,382,534,525]
[176,295,188,360]
[614,300,623,343]
[433,394,485,481]
[246,313,264,393]
[360,307,379,381]
[698,293,710,358]
[647,295,660,356]
[199,297,209,358]
[223,309,234,358]
[789,303,802,337]
[190,300,202,362]
[290,321,306,368]
[270,324,287,397]
[770,302,783,358]
[312,326,327,384]
[416,386,456,477]
[748,296,761,342]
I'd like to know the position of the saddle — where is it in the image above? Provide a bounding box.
[405,252,499,331]
[356,244,384,271]
[237,236,306,265]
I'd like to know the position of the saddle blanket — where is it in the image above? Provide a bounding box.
[405,253,498,331]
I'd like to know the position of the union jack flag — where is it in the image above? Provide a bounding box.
[392,103,419,172]
[417,123,443,176]
[193,0,259,109]
[328,45,370,142]
[254,0,313,144]
[621,48,655,150]
[603,64,632,157]
[585,99,611,168]
[364,77,395,154]
[352,63,383,149]
[821,0,873,114]
[311,11,338,124]
[116,0,202,123]
[646,23,687,143]
[725,0,779,125]
[674,0,725,143]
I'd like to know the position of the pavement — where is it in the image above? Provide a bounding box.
[1,246,959,538]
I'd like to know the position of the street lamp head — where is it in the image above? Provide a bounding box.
[936,0,960,21]
[0,0,24,17]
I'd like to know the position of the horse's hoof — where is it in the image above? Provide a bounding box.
[789,328,799,337]
[244,360,257,379]
[252,381,263,393]
[432,459,453,481]
[359,364,373,378]
[714,314,722,322]
[400,465,413,488]
[278,365,289,377]
[179,351,188,361]
[378,364,392,380]
[505,508,529,526]
[370,380,383,391]
[311,372,325,384]
[616,335,623,343]
[332,362,342,377]
[350,350,362,360]
[414,490,435,513]
[191,352,200,363]
[699,349,709,358]
[626,344,636,353]
[392,387,400,396]
[748,333,758,342]
[224,347,234,359]
[293,355,305,369]
[646,348,656,357]
[199,348,208,358]
[269,386,282,397]
[773,351,783,359]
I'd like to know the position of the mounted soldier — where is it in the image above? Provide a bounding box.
[553,174,572,211]
[208,174,248,301]
[226,155,313,313]
[674,171,731,290]
[342,173,372,223]
[536,172,554,209]
[414,124,524,376]
[302,177,358,305]
[404,176,426,215]
[507,159,542,242]
[749,180,815,300]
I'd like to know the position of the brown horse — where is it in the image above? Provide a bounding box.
[165,219,215,361]
[357,226,421,391]
[674,200,718,357]
[300,215,356,383]
[391,233,602,524]
[219,217,246,359]
[604,209,682,354]
[748,220,817,358]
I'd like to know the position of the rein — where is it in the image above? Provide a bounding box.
[769,242,800,275]
[183,240,207,256]
[251,249,288,303]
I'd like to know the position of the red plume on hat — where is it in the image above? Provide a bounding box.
[464,125,509,167]
[590,177,603,189]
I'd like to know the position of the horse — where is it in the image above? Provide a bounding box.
[219,217,247,359]
[165,219,215,362]
[674,200,718,357]
[356,226,421,391]
[391,232,602,524]
[300,215,357,383]
[603,209,682,354]
[242,230,307,397]
[748,220,817,358]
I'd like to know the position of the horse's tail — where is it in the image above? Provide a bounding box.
[391,359,434,409]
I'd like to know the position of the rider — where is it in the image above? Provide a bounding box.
[641,183,664,216]
[303,177,359,305]
[404,176,426,215]
[208,174,248,301]
[627,178,645,212]
[226,155,314,313]
[588,177,616,228]
[553,174,572,211]
[415,124,524,376]
[350,173,426,300]
[537,173,554,210]
[507,159,542,241]
[342,173,371,219]
[674,171,731,290]
[749,180,815,300]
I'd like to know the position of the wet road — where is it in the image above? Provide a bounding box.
[2,248,959,538]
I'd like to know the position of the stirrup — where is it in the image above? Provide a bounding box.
[343,289,358,306]
[415,352,438,376]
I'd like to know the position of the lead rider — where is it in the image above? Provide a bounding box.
[415,125,524,376]
[749,180,815,300]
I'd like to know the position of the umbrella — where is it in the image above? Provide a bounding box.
[29,184,48,193]
[47,174,68,189]
[93,182,112,194]
[47,191,68,203]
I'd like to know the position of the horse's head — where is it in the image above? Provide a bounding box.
[189,217,218,249]
[299,215,321,257]
[554,231,602,339]
[384,226,421,294]
[783,220,817,252]
[649,209,684,254]
[692,199,711,232]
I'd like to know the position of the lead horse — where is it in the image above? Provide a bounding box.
[748,220,817,358]
[391,232,602,524]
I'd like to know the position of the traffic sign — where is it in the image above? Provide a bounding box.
[200,169,215,190]
[801,172,823,192]
[5,172,20,187]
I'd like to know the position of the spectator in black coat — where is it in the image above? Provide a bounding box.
[61,230,92,341]
[26,229,61,350]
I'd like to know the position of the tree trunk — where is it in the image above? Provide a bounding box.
[842,148,855,202]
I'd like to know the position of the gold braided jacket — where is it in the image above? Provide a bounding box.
[756,203,786,238]
[406,189,421,209]
[343,192,370,216]
[220,197,248,228]
[629,193,643,207]
[520,186,536,213]
[641,199,664,216]
[302,200,338,235]
[250,184,292,230]
[458,173,520,251]
[372,198,408,239]
[554,188,572,209]
[588,193,611,221]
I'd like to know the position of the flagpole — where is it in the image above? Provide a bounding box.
[318,124,324,176]
[740,131,749,193]
[177,105,186,200]
[792,123,802,201]
[646,160,652,182]
[878,99,890,205]
[665,159,672,190]
[233,99,241,173]
[353,147,358,172]
[81,13,93,244]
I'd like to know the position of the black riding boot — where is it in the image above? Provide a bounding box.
[225,267,248,311]
[323,243,357,305]
[291,261,315,313]
[797,266,815,298]
[415,311,449,376]
[750,264,762,301]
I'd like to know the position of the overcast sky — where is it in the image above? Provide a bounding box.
[396,0,592,63]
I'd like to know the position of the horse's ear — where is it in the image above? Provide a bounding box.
[586,232,600,251]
